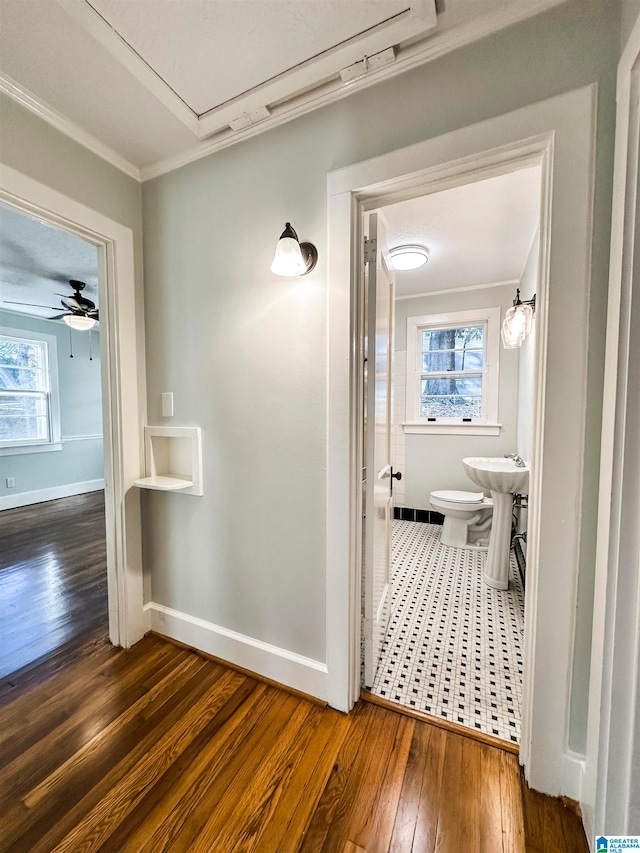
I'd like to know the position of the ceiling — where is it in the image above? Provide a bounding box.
[0,204,99,322]
[0,0,566,180]
[382,164,541,298]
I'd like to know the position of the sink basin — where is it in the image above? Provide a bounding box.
[463,456,529,494]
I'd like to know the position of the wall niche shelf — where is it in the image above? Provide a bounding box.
[134,426,203,496]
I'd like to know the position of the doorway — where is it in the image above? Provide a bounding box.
[326,85,596,798]
[0,164,146,662]
[0,204,109,678]
[360,166,542,746]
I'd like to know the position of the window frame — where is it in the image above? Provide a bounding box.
[404,307,502,435]
[0,326,62,455]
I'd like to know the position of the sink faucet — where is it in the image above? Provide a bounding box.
[505,453,526,468]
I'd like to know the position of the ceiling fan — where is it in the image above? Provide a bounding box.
[4,280,99,330]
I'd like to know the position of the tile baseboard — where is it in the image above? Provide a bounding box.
[394,506,444,525]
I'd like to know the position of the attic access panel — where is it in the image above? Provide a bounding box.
[79,0,438,137]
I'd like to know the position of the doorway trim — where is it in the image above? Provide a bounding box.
[0,164,146,648]
[584,12,640,838]
[326,84,596,798]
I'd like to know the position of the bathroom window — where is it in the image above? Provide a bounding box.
[404,307,501,435]
[0,329,62,454]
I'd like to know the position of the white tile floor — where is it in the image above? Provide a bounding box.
[370,520,525,744]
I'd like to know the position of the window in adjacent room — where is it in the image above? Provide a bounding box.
[0,329,61,453]
[404,307,501,435]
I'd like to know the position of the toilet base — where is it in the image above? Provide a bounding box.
[441,515,489,550]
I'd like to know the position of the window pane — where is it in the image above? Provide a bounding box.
[420,375,482,419]
[422,349,484,371]
[0,393,49,441]
[422,325,484,353]
[0,338,47,391]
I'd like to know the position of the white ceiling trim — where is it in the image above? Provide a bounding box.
[0,73,141,181]
[395,278,520,301]
[55,0,436,140]
[54,0,200,135]
[140,0,566,182]
[2,0,567,184]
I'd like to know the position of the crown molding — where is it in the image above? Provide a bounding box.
[0,74,141,181]
[396,278,520,301]
[141,0,567,181]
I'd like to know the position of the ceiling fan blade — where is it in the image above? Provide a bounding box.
[3,300,64,310]
[50,313,69,320]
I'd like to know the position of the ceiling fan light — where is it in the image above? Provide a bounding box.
[389,245,429,271]
[63,314,96,331]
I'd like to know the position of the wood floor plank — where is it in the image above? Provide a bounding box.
[254,707,352,853]
[0,492,109,681]
[0,634,591,853]
[43,669,250,853]
[9,659,236,853]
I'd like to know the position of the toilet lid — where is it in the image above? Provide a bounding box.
[432,489,485,504]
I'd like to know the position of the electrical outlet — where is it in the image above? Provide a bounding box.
[6,477,16,488]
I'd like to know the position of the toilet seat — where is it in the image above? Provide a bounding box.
[431,489,486,506]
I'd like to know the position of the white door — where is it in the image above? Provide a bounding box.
[363,211,396,688]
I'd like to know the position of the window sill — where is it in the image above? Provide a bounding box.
[0,442,63,457]
[403,422,501,436]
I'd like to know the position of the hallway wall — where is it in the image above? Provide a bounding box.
[141,0,619,754]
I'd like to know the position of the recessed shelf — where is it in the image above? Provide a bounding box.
[134,476,193,491]
[135,426,203,496]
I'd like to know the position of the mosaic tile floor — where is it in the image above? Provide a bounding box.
[370,520,525,744]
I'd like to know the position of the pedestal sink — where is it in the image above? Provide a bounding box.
[462,457,530,590]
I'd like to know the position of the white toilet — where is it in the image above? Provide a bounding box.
[429,490,493,549]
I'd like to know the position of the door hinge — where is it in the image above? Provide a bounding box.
[364,238,377,264]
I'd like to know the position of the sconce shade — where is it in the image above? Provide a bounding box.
[270,222,318,276]
[63,314,96,331]
[501,303,534,348]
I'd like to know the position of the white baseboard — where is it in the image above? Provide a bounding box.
[561,750,586,802]
[0,478,105,511]
[144,602,328,702]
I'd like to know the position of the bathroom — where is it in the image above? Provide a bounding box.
[363,164,541,746]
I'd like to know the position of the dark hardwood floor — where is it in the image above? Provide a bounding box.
[0,633,589,853]
[0,492,108,687]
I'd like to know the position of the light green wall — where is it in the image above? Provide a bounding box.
[395,284,520,507]
[142,0,619,740]
[0,312,103,497]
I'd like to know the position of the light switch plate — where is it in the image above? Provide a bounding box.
[161,392,174,418]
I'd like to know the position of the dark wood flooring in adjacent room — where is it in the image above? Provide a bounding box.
[0,491,108,691]
[0,634,589,852]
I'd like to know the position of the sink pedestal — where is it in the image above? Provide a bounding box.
[484,491,512,589]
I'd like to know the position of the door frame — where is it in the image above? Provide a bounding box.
[0,164,146,648]
[584,12,640,838]
[326,85,596,798]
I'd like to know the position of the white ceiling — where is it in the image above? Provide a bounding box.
[0,204,99,321]
[0,0,566,179]
[382,165,541,297]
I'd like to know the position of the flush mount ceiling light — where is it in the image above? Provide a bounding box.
[270,222,318,277]
[501,288,536,349]
[63,314,96,331]
[389,245,429,270]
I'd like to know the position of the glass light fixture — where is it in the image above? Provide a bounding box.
[501,289,535,348]
[63,314,96,331]
[270,222,318,276]
[389,244,429,270]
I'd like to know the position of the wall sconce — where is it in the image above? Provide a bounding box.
[270,222,318,276]
[502,289,536,348]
